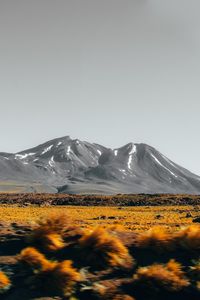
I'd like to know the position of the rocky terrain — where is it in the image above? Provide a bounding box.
[0,215,200,300]
[0,193,200,206]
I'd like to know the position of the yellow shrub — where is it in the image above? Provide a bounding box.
[79,227,133,269]
[20,247,81,296]
[28,214,68,251]
[0,271,10,290]
[173,225,200,251]
[40,260,81,296]
[19,247,56,271]
[136,227,172,251]
[133,259,189,292]
[40,232,65,251]
[36,213,69,233]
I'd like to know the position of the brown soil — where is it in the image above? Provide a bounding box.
[0,193,200,206]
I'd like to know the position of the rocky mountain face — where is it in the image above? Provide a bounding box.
[0,136,200,194]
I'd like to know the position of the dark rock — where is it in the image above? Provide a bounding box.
[193,217,200,223]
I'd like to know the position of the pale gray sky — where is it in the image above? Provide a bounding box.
[0,0,200,174]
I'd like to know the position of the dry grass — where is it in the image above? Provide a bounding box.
[79,227,133,269]
[0,271,11,291]
[173,225,200,251]
[39,260,81,296]
[27,214,69,251]
[136,227,172,251]
[19,247,81,296]
[37,232,65,251]
[0,205,199,232]
[133,260,189,293]
[35,213,69,233]
[19,247,56,270]
[1,211,200,299]
[135,224,200,258]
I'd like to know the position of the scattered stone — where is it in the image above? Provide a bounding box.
[185,212,192,218]
[155,214,164,219]
[192,217,200,223]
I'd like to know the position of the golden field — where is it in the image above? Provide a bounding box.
[0,205,199,231]
[0,196,199,299]
[0,211,200,299]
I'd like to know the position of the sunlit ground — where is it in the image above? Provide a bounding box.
[0,205,199,232]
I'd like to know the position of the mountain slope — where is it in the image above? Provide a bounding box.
[0,136,200,194]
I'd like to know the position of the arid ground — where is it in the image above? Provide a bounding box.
[0,194,200,299]
[0,205,199,232]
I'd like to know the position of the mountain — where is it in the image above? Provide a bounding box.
[0,136,200,194]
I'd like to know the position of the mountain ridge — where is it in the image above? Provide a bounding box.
[0,135,199,194]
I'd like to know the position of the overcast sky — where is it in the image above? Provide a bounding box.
[0,0,200,174]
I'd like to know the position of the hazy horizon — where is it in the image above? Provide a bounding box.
[1,0,200,175]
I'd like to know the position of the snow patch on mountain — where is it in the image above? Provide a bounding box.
[49,156,55,167]
[67,146,71,155]
[15,153,35,159]
[151,154,178,178]
[114,150,118,156]
[127,144,136,169]
[41,145,53,155]
[97,150,102,155]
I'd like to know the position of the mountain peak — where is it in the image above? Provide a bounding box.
[0,136,199,194]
